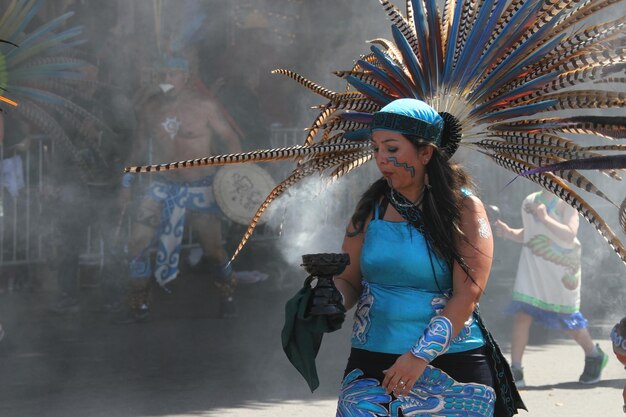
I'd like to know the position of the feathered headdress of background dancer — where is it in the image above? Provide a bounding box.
[0,0,108,180]
[127,0,626,266]
[153,0,207,69]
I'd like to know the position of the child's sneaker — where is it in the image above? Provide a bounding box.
[511,365,526,388]
[579,344,609,384]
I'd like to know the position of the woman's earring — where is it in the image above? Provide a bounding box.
[425,173,431,190]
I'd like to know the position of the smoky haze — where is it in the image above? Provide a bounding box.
[0,1,624,416]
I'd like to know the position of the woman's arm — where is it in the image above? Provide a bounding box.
[443,195,493,337]
[333,220,366,310]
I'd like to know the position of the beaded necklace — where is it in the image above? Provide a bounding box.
[387,188,425,230]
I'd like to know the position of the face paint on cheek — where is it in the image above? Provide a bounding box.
[388,157,416,177]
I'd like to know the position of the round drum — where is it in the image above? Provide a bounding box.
[213,164,275,225]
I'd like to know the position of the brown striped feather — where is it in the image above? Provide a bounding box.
[379,0,421,59]
[329,152,374,182]
[497,151,617,206]
[483,50,626,105]
[523,90,626,110]
[271,69,338,100]
[450,0,481,75]
[549,0,625,38]
[124,143,370,174]
[406,0,415,31]
[334,71,389,92]
[369,38,405,66]
[484,0,526,51]
[489,117,626,139]
[441,0,457,55]
[487,0,572,75]
[304,107,337,145]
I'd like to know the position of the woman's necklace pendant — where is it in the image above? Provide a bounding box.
[387,188,425,227]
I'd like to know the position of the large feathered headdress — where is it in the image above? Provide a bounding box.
[153,0,207,70]
[126,0,626,265]
[0,0,108,179]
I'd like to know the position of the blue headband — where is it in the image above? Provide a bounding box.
[159,56,190,71]
[371,98,443,145]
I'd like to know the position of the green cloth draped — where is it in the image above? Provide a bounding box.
[281,282,345,392]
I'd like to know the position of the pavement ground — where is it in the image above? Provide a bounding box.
[0,267,623,417]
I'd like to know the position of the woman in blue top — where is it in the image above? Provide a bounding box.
[331,99,523,417]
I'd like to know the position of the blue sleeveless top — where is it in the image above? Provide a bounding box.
[351,199,485,354]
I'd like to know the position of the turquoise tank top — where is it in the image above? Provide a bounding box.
[351,200,485,354]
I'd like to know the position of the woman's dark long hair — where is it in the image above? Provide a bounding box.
[349,140,473,275]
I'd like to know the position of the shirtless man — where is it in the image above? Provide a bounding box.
[116,56,242,323]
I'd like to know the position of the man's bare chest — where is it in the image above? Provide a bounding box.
[149,102,207,141]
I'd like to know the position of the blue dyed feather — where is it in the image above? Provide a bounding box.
[470,71,557,117]
[425,0,442,87]
[370,45,416,97]
[442,0,464,86]
[520,155,626,176]
[477,99,559,122]
[340,112,374,124]
[454,0,500,88]
[8,12,75,54]
[346,75,393,106]
[11,86,67,106]
[478,33,566,102]
[411,0,434,93]
[390,25,427,97]
[12,67,83,81]
[357,58,407,97]
[471,26,567,102]
[10,26,84,65]
[12,0,44,38]
[462,0,543,92]
[49,37,88,53]
[343,128,371,142]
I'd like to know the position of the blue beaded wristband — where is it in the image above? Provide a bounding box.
[611,324,626,351]
[410,315,453,363]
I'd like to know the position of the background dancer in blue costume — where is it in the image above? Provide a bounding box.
[328,98,522,417]
[116,55,242,323]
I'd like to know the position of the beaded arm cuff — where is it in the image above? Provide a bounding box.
[410,315,453,363]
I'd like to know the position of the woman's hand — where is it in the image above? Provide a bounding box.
[382,352,428,397]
